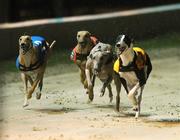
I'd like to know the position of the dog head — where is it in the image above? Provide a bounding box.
[77,31,91,47]
[19,35,33,55]
[115,34,133,55]
[89,45,112,75]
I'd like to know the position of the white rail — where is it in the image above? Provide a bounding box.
[0,3,180,29]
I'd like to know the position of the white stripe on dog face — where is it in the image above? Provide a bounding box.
[116,35,125,46]
[120,35,125,44]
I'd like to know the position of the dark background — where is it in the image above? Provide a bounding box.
[0,0,180,60]
[0,0,180,23]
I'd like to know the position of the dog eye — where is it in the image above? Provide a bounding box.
[19,38,22,41]
[26,38,30,41]
[77,35,80,38]
[116,44,121,48]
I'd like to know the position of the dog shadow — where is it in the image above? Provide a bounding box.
[125,112,150,117]
[113,111,151,118]
[92,104,114,109]
[110,104,151,118]
[26,107,77,115]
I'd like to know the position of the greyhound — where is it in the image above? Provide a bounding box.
[16,35,56,107]
[70,31,98,94]
[85,42,114,102]
[113,34,152,118]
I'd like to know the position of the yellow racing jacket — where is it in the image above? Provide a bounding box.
[113,47,151,87]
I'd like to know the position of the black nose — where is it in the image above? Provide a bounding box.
[21,43,25,46]
[79,41,86,46]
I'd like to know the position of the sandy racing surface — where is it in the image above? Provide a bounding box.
[0,48,180,140]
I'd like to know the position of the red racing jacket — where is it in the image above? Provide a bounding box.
[70,36,98,63]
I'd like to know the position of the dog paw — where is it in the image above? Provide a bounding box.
[135,112,140,119]
[36,92,41,100]
[88,93,94,102]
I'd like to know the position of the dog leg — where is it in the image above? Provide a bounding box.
[27,73,42,99]
[88,73,96,102]
[135,86,144,118]
[107,84,113,103]
[21,73,29,107]
[85,69,92,89]
[100,76,112,97]
[128,82,141,118]
[36,77,43,100]
[100,84,106,97]
[80,69,88,89]
[27,75,33,86]
[113,72,122,112]
[85,69,94,102]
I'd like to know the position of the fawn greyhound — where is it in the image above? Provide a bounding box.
[16,35,56,107]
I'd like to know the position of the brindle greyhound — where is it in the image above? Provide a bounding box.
[85,42,114,102]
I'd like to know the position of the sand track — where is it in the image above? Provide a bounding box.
[0,55,180,140]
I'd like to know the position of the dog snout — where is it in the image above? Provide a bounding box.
[20,43,25,46]
[20,43,27,49]
[116,44,126,54]
[119,46,126,51]
[79,40,87,47]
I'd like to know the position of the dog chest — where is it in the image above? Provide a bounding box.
[97,69,109,80]
[119,71,138,86]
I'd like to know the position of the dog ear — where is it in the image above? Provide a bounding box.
[116,35,123,43]
[124,35,132,47]
[86,31,91,36]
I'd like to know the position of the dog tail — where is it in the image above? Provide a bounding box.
[49,40,56,49]
[46,40,56,57]
[145,53,152,79]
